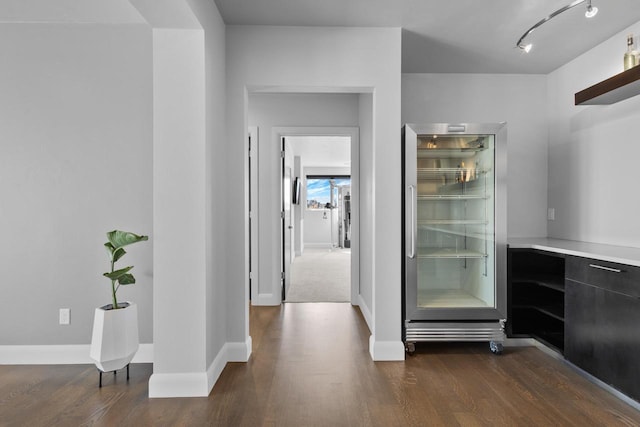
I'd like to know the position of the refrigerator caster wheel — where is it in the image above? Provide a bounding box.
[490,341,503,355]
[405,342,416,355]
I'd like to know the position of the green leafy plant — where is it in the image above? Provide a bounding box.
[103,230,149,310]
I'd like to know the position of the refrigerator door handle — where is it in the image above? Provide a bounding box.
[408,185,417,259]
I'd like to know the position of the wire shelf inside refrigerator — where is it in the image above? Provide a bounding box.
[417,248,487,259]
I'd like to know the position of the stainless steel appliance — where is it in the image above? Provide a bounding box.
[402,123,507,354]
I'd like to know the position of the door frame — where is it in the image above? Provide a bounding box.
[281,136,293,300]
[249,126,360,306]
[248,126,259,302]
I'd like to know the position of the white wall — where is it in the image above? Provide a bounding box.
[547,21,640,248]
[228,26,403,360]
[0,10,153,346]
[402,73,549,239]
[248,93,359,305]
[303,210,333,246]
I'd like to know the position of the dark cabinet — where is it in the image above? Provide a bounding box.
[565,256,640,402]
[508,248,565,352]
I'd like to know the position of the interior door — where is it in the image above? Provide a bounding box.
[282,138,293,300]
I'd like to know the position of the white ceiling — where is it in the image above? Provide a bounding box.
[286,136,351,168]
[213,0,640,74]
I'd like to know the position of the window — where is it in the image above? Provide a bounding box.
[306,176,350,210]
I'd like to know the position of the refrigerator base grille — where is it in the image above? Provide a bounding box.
[405,320,505,342]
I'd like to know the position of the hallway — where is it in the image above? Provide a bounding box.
[286,248,351,302]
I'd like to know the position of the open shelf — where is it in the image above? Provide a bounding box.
[575,65,640,105]
[514,304,564,321]
[508,248,566,352]
[512,274,564,292]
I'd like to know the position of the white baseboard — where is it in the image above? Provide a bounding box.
[226,336,253,362]
[206,344,229,392]
[149,338,253,398]
[356,294,373,332]
[0,343,154,365]
[369,336,405,361]
[0,339,255,398]
[251,294,280,306]
[148,372,210,398]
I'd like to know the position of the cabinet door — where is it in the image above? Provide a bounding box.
[566,256,640,297]
[565,279,640,401]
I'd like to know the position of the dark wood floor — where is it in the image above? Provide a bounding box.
[2,303,640,426]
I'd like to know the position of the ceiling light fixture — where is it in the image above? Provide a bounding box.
[585,1,598,18]
[516,0,598,52]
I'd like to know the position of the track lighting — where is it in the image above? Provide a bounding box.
[517,0,598,52]
[585,1,598,18]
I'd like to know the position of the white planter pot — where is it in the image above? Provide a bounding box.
[90,301,139,372]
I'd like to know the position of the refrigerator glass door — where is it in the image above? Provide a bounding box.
[404,123,507,322]
[415,133,495,309]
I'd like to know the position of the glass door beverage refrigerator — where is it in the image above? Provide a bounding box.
[402,123,507,354]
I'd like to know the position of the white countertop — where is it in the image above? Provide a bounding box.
[508,237,640,268]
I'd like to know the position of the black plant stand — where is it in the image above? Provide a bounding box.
[98,364,130,388]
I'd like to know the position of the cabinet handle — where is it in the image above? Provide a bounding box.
[589,264,623,273]
[408,185,416,259]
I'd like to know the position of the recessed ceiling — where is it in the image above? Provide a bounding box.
[214,0,640,74]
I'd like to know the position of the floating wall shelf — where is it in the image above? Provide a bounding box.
[575,65,640,105]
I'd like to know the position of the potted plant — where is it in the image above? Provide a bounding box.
[90,230,149,383]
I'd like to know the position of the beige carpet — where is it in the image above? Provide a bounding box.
[286,248,351,302]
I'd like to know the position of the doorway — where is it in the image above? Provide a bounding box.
[282,136,352,303]
[248,124,360,307]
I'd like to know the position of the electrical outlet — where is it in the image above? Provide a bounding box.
[547,208,555,221]
[59,308,70,325]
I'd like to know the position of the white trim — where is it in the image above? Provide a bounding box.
[226,336,253,362]
[148,338,252,398]
[369,336,405,361]
[148,337,253,398]
[148,372,209,398]
[133,343,154,362]
[357,294,372,332]
[0,343,154,365]
[206,344,229,393]
[251,293,280,306]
